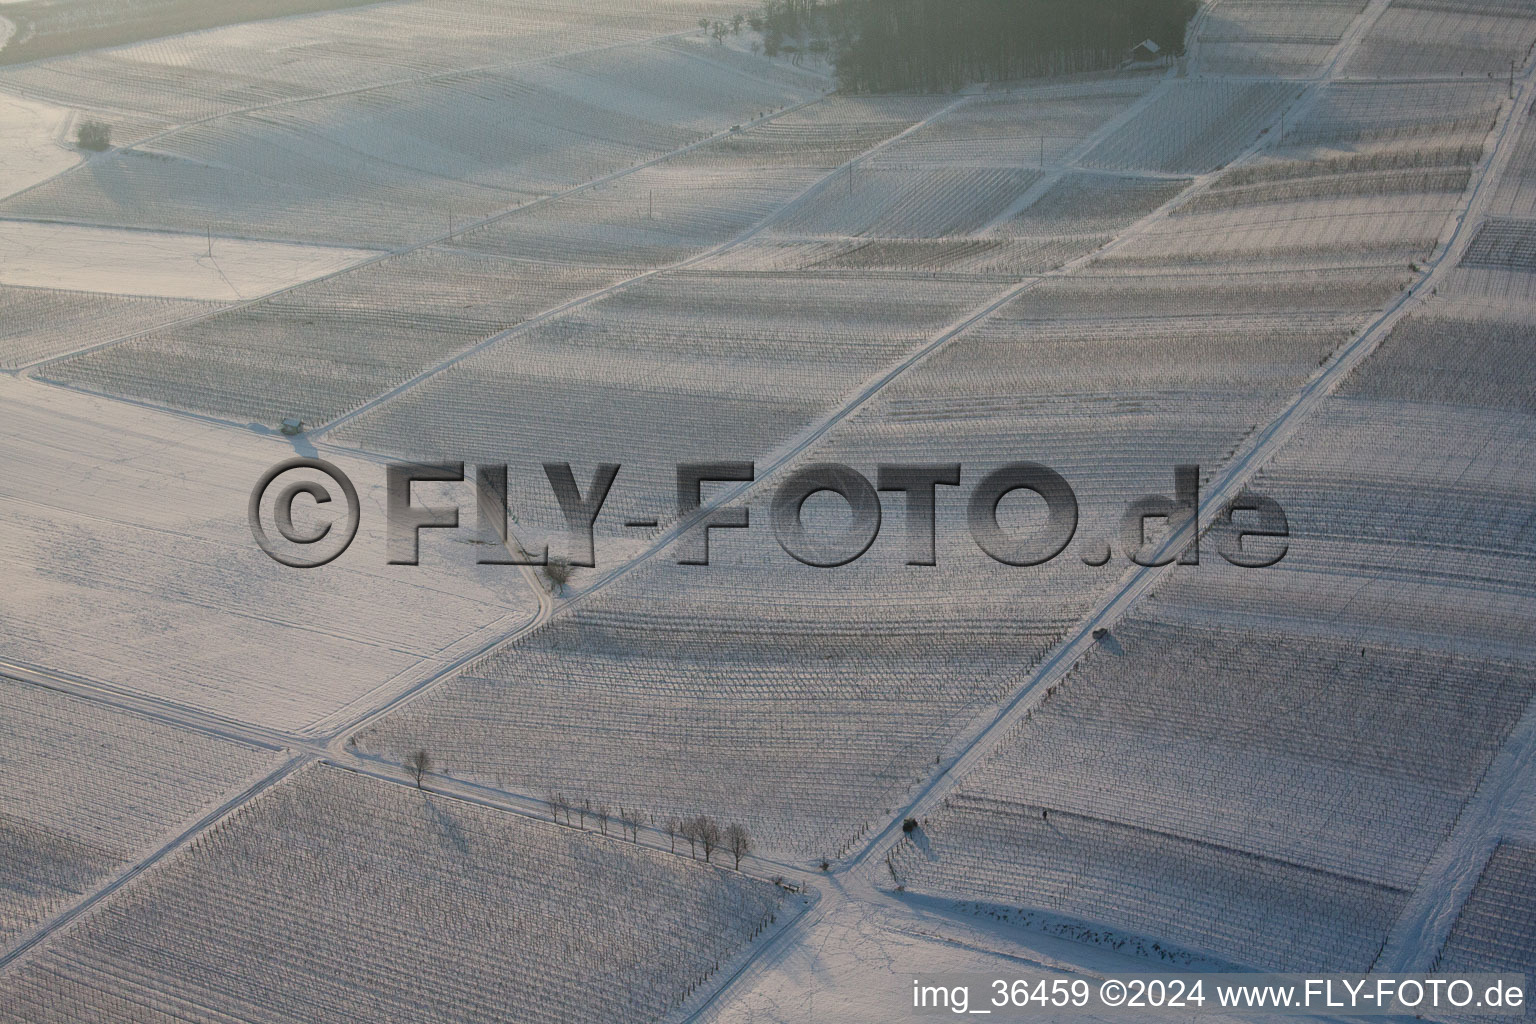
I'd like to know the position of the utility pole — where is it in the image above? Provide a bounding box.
[649,189,654,219]
[848,162,854,197]
[1040,136,1045,169]
[1512,60,1518,102]
[206,225,212,258]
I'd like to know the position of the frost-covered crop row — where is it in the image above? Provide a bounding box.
[678,95,951,171]
[331,271,1006,545]
[1437,843,1536,975]
[458,164,824,268]
[2,39,818,248]
[1083,81,1296,175]
[1291,81,1503,148]
[0,0,713,123]
[872,79,1158,168]
[995,173,1191,237]
[44,250,630,427]
[1460,216,1536,270]
[0,765,784,1024]
[1191,136,1486,214]
[893,794,1406,971]
[0,286,222,370]
[1346,1,1536,79]
[0,676,283,952]
[895,292,1536,972]
[771,167,1042,238]
[1103,192,1460,267]
[1196,0,1367,77]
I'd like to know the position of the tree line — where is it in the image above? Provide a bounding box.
[753,0,1198,92]
[404,753,754,870]
[549,793,753,871]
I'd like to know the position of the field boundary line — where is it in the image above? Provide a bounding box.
[0,658,305,753]
[0,755,309,975]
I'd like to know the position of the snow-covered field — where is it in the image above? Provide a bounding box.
[331,271,1007,563]
[3,0,1536,1013]
[1082,80,1298,174]
[0,764,787,1024]
[345,59,1473,864]
[1438,843,1536,977]
[0,287,225,369]
[892,285,1536,969]
[0,91,77,201]
[1346,0,1536,79]
[0,375,537,733]
[1196,0,1368,77]
[0,676,284,951]
[0,221,374,299]
[0,36,823,247]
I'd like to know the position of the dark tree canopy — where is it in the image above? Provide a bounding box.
[758,0,1197,93]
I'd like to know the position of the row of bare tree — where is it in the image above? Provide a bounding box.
[546,793,646,843]
[668,815,752,871]
[403,755,755,871]
[546,794,752,869]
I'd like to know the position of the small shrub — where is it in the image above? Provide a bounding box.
[902,817,918,834]
[77,120,112,152]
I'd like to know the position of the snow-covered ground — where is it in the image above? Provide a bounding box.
[0,374,538,734]
[0,91,78,201]
[0,675,285,952]
[2,0,1535,1015]
[0,764,787,1024]
[0,220,375,299]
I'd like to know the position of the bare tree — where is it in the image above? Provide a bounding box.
[680,818,699,859]
[694,816,723,864]
[667,818,680,854]
[579,798,589,830]
[406,750,431,788]
[731,13,745,34]
[725,823,751,870]
[596,803,610,837]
